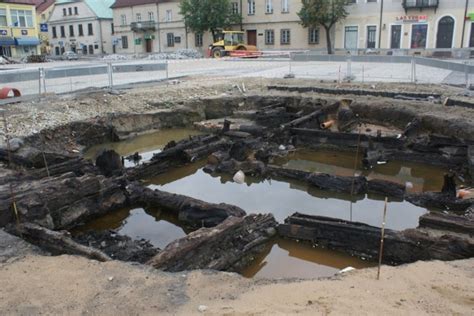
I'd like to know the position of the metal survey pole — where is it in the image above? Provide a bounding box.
[289,52,292,74]
[346,54,352,80]
[411,57,417,83]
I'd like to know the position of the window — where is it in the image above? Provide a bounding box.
[74,7,78,15]
[390,24,401,49]
[281,29,290,44]
[231,2,239,14]
[281,0,289,12]
[344,26,358,49]
[367,0,377,2]
[10,10,33,27]
[308,28,319,44]
[367,25,376,48]
[63,8,67,16]
[78,24,83,36]
[88,23,93,35]
[68,8,72,16]
[265,0,273,13]
[60,25,65,37]
[122,36,128,49]
[195,33,203,47]
[166,10,172,22]
[41,13,46,22]
[248,0,255,15]
[69,25,74,37]
[265,30,274,44]
[121,14,127,26]
[52,26,57,38]
[111,23,114,34]
[0,9,7,26]
[167,33,174,47]
[411,24,427,48]
[348,0,357,3]
[136,13,141,22]
[470,23,474,48]
[148,11,154,21]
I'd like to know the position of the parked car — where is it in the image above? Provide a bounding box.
[62,51,79,60]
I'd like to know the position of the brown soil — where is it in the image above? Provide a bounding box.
[0,254,472,315]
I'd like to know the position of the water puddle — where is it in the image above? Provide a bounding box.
[76,207,186,249]
[241,238,376,279]
[275,148,447,192]
[80,130,446,279]
[84,128,202,167]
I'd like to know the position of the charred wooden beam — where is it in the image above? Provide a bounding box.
[12,222,111,262]
[418,212,474,235]
[0,172,128,229]
[405,192,473,212]
[280,110,323,130]
[278,212,474,264]
[147,214,277,272]
[127,183,246,228]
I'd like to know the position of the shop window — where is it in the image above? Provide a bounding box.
[411,24,428,49]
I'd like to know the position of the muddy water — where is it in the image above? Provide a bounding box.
[84,129,202,167]
[79,130,445,279]
[149,165,428,231]
[75,207,187,249]
[241,238,376,279]
[275,149,447,192]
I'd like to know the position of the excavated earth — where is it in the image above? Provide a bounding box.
[1,77,474,315]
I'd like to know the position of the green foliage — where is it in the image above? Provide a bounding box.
[298,0,351,54]
[179,0,241,40]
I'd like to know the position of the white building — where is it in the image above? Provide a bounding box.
[48,0,114,56]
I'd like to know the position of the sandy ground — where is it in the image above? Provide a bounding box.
[0,254,472,315]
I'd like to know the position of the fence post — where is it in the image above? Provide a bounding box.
[411,57,417,84]
[465,61,470,91]
[38,67,42,96]
[346,54,352,80]
[166,60,169,80]
[289,52,292,74]
[107,62,113,90]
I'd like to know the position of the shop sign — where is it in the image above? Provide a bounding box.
[21,30,28,35]
[40,24,48,32]
[396,15,427,23]
[0,29,7,36]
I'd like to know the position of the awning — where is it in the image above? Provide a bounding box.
[15,36,40,46]
[468,13,474,20]
[0,36,15,46]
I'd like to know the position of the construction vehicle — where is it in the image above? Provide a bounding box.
[208,30,260,58]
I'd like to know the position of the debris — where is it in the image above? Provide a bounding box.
[233,170,245,184]
[198,305,208,312]
[108,276,114,281]
[339,267,356,273]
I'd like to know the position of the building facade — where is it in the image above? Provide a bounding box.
[339,0,474,54]
[0,0,40,58]
[110,0,474,56]
[48,0,114,56]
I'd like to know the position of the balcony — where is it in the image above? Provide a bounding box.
[130,21,156,32]
[402,0,439,12]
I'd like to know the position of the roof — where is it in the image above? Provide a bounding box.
[36,0,55,13]
[111,0,176,9]
[1,0,39,6]
[55,0,114,19]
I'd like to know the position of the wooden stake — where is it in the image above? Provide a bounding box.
[349,126,362,221]
[2,111,20,225]
[377,197,388,280]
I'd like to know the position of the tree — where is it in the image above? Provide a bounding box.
[179,0,241,42]
[298,0,351,54]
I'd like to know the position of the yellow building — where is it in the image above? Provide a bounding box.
[0,0,40,58]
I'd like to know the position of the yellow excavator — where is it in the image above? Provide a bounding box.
[208,30,260,58]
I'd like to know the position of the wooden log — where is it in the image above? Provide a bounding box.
[367,179,405,199]
[13,222,111,262]
[127,183,246,228]
[419,212,474,235]
[26,157,96,179]
[0,172,127,229]
[147,214,277,272]
[239,125,266,136]
[405,192,473,212]
[280,110,323,130]
[278,212,474,264]
[183,138,232,161]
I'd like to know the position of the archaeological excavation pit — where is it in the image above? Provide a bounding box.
[1,89,473,279]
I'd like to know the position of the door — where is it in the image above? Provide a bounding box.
[366,26,376,48]
[390,25,402,49]
[145,39,152,53]
[344,26,358,50]
[436,16,454,48]
[247,30,257,46]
